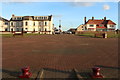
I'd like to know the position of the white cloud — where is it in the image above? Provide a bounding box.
[72,2,94,7]
[103,4,110,10]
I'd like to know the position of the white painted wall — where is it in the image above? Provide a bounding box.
[86,24,96,31]
[9,16,53,34]
[0,20,9,31]
[107,24,116,29]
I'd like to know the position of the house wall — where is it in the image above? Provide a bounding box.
[0,20,9,31]
[9,16,53,34]
[77,25,84,31]
[107,24,116,30]
[86,24,96,31]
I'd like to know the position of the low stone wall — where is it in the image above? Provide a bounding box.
[0,32,12,34]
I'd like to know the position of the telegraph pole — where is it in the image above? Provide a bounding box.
[59,20,61,32]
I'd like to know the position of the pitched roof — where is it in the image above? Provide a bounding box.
[86,19,116,25]
[10,15,52,21]
[0,16,8,21]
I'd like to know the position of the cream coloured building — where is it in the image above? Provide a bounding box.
[9,14,53,34]
[0,17,9,31]
[76,24,85,31]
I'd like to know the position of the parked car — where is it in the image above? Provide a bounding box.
[62,31,72,34]
[66,31,72,34]
[54,29,61,34]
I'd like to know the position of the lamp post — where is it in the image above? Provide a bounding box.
[59,20,62,33]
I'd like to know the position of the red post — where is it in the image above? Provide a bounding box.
[19,66,32,78]
[91,67,104,78]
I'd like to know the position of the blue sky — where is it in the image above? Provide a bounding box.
[1,2,118,30]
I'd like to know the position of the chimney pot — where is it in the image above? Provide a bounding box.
[104,17,106,20]
[92,16,94,20]
[12,14,15,17]
[84,17,86,24]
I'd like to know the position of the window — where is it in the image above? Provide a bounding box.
[11,22,13,26]
[38,17,40,19]
[41,17,43,19]
[44,17,46,19]
[99,25,103,27]
[33,22,35,26]
[17,28,19,31]
[11,28,13,31]
[33,28,35,32]
[39,22,43,26]
[5,22,8,25]
[14,17,16,20]
[45,28,47,31]
[45,22,47,26]
[17,17,19,20]
[89,24,94,27]
[40,17,42,19]
[25,22,28,26]
[25,28,28,31]
[39,28,41,31]
[110,25,114,27]
[88,28,94,31]
[5,28,7,31]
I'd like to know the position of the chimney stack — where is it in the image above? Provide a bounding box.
[92,16,94,20]
[104,17,106,20]
[84,17,86,24]
[12,14,15,17]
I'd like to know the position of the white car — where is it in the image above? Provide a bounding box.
[66,31,72,34]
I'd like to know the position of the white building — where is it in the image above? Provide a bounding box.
[76,24,85,31]
[81,17,116,31]
[9,14,53,34]
[0,17,9,31]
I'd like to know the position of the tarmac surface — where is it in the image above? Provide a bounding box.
[2,34,119,78]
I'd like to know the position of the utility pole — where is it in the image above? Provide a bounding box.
[59,20,61,32]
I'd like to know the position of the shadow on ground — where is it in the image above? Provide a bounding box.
[2,69,20,78]
[95,65,120,70]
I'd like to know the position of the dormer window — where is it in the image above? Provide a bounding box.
[38,17,40,19]
[44,17,46,19]
[44,17,47,19]
[41,17,43,19]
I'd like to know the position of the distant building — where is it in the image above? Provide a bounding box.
[9,14,53,34]
[0,17,9,31]
[76,24,85,31]
[68,28,77,34]
[77,17,116,32]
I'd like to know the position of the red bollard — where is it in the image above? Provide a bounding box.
[91,67,104,78]
[19,66,32,78]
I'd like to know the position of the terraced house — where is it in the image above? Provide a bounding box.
[0,17,9,31]
[9,14,53,34]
